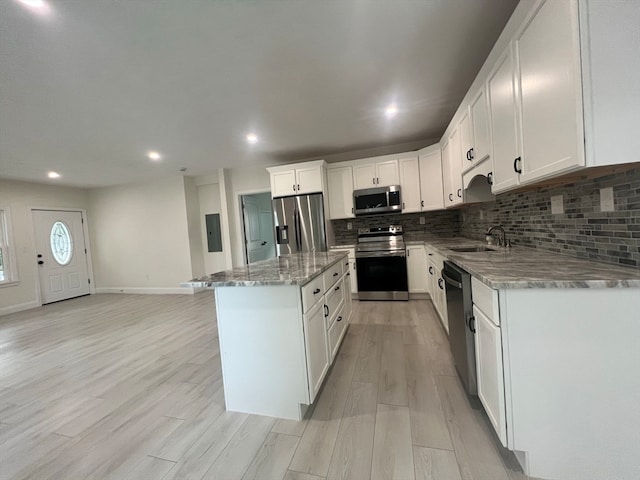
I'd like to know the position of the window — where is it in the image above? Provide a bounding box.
[0,208,18,285]
[50,221,73,265]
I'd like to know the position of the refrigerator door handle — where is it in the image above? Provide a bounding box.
[293,209,302,251]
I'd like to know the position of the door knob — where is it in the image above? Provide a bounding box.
[38,260,44,265]
[260,241,267,246]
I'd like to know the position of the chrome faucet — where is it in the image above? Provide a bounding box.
[486,225,508,247]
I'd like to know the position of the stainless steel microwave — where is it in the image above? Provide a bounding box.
[353,185,402,216]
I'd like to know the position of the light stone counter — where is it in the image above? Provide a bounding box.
[420,237,640,288]
[184,252,347,288]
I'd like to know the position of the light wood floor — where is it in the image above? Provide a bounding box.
[0,293,534,480]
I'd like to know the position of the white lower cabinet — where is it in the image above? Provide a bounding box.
[426,245,448,333]
[303,300,330,402]
[407,245,428,294]
[473,304,507,446]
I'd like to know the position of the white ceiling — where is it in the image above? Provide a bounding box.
[0,0,518,188]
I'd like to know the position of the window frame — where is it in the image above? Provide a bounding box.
[0,207,19,286]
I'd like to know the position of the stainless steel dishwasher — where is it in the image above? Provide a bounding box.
[442,261,477,396]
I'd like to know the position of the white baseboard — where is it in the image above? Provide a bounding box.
[0,300,40,317]
[95,287,196,295]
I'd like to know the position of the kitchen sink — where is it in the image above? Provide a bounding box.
[448,246,498,253]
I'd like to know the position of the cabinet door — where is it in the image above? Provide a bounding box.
[459,109,475,168]
[419,149,444,211]
[427,258,437,299]
[516,0,584,184]
[488,46,521,193]
[303,300,330,402]
[398,156,421,213]
[470,88,491,163]
[473,305,507,446]
[442,129,463,207]
[271,170,297,198]
[375,159,400,186]
[407,246,428,293]
[326,167,354,219]
[353,163,376,189]
[349,259,357,294]
[296,165,323,195]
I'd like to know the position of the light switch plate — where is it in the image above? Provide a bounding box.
[347,222,352,230]
[551,195,564,214]
[600,187,614,212]
[419,217,425,225]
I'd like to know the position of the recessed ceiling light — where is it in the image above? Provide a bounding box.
[16,0,50,13]
[147,151,161,161]
[48,171,60,179]
[246,133,259,144]
[385,104,398,118]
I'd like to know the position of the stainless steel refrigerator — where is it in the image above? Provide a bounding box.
[273,193,327,255]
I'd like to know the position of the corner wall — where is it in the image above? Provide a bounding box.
[0,179,90,315]
[88,176,195,293]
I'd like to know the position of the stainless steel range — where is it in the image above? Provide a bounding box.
[355,225,408,301]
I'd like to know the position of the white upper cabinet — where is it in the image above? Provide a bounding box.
[515,0,583,184]
[267,160,325,198]
[398,155,421,213]
[326,166,354,219]
[353,158,399,189]
[458,108,475,168]
[487,45,521,193]
[442,128,463,207]
[470,88,491,164]
[418,146,444,211]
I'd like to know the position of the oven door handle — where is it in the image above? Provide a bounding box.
[442,273,462,289]
[355,251,406,258]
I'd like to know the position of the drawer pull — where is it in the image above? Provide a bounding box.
[335,285,340,291]
[337,316,343,322]
[313,288,321,295]
[333,272,338,277]
[324,305,329,317]
[346,272,350,276]
[429,266,433,275]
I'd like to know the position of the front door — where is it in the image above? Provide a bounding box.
[242,193,276,263]
[32,210,90,304]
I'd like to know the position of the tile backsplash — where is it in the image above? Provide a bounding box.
[331,165,640,268]
[460,166,640,267]
[331,210,460,245]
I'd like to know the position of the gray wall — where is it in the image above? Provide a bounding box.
[460,166,640,267]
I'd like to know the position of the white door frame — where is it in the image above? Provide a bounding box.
[30,207,96,306]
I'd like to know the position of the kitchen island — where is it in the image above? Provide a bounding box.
[187,252,352,420]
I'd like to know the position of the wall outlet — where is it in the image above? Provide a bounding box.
[600,187,614,212]
[346,222,352,230]
[551,195,564,214]
[419,217,425,225]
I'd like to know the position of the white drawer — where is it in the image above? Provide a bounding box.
[301,274,325,313]
[328,305,348,361]
[472,276,499,325]
[325,277,345,329]
[425,244,446,270]
[323,260,344,291]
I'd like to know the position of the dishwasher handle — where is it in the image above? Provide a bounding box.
[442,272,462,289]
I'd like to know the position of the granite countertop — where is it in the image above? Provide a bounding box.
[184,251,348,288]
[422,237,640,289]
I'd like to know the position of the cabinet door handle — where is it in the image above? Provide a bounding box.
[335,285,340,291]
[372,177,376,185]
[449,193,453,201]
[346,272,350,276]
[429,266,433,275]
[293,184,296,191]
[402,202,405,209]
[421,200,424,207]
[407,249,410,257]
[313,288,321,295]
[376,177,380,184]
[438,278,444,289]
[337,316,343,322]
[457,188,462,198]
[297,184,300,191]
[487,172,493,185]
[469,148,475,161]
[333,272,338,277]
[353,262,356,270]
[351,207,354,214]
[468,315,476,333]
[513,157,522,174]
[324,304,329,317]
[466,149,471,161]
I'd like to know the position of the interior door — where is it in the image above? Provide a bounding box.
[32,210,90,304]
[242,193,276,263]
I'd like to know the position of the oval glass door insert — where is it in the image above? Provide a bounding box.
[50,221,73,265]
